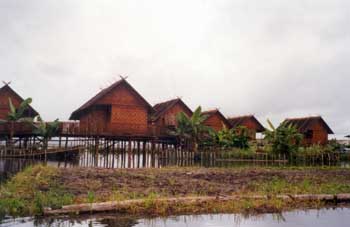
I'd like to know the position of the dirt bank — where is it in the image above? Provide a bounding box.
[2,165,350,218]
[57,167,350,203]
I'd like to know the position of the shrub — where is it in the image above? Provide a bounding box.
[206,126,250,149]
[263,120,303,157]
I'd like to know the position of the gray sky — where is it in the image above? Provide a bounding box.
[1,0,349,137]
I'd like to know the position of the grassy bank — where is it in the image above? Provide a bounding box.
[1,165,350,218]
[0,165,73,218]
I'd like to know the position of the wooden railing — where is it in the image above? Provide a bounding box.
[0,122,34,136]
[0,121,176,138]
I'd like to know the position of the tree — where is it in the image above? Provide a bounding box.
[0,98,34,150]
[33,117,60,151]
[263,119,303,157]
[171,106,211,152]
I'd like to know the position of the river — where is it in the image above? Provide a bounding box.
[1,207,349,227]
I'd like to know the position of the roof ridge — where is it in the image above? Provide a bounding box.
[285,116,321,120]
[70,78,153,119]
[153,98,180,107]
[227,114,254,119]
[202,109,219,114]
[0,84,39,116]
[283,116,333,134]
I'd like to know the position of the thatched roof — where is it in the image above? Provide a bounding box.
[0,84,39,117]
[202,109,231,127]
[152,98,192,121]
[70,78,153,120]
[227,115,265,132]
[282,116,334,134]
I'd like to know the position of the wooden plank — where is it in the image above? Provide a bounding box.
[1,146,83,158]
[43,193,350,216]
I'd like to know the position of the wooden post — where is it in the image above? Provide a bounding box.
[128,140,132,168]
[142,141,147,167]
[65,136,68,149]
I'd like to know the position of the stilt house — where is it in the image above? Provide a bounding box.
[0,83,38,136]
[0,84,38,119]
[152,98,192,135]
[69,78,154,136]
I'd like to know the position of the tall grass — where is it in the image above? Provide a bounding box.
[0,165,73,218]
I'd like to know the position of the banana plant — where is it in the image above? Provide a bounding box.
[33,116,60,152]
[171,106,211,152]
[209,125,250,149]
[232,126,250,149]
[169,112,192,146]
[263,119,303,157]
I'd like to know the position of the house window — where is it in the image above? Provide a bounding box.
[305,130,313,139]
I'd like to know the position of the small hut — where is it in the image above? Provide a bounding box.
[0,83,38,119]
[202,109,231,132]
[69,78,154,136]
[227,115,265,140]
[283,116,334,145]
[152,98,192,135]
[0,83,39,136]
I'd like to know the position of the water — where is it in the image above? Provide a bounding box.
[1,208,350,227]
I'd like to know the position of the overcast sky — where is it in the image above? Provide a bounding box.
[1,0,349,136]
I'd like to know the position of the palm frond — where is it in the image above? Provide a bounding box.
[267,119,275,131]
[8,98,16,114]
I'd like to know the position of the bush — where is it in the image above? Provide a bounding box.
[219,147,257,159]
[297,143,339,156]
[205,126,250,149]
[263,120,303,157]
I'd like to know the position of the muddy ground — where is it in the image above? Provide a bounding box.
[56,167,350,203]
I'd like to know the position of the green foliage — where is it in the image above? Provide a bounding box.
[0,165,73,218]
[219,147,257,159]
[0,198,25,218]
[0,98,34,148]
[263,119,303,157]
[5,98,33,123]
[33,117,60,150]
[33,117,60,139]
[170,112,192,140]
[207,126,250,149]
[298,142,340,156]
[328,139,342,151]
[171,106,212,151]
[87,191,95,204]
[143,192,158,209]
[250,176,350,196]
[33,189,73,214]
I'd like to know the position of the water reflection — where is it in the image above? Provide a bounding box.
[1,208,350,227]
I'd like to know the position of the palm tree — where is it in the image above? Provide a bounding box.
[263,119,303,157]
[0,98,34,151]
[171,106,211,152]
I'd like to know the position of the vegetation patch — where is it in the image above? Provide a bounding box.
[1,165,350,218]
[0,165,73,218]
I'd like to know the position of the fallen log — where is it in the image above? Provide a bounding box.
[43,193,350,216]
